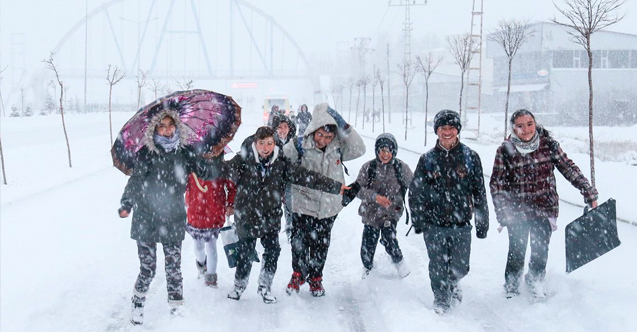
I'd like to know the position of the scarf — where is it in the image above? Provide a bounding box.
[154,128,181,152]
[510,130,540,155]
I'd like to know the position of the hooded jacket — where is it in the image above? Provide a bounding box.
[283,103,366,219]
[490,127,598,225]
[120,109,220,243]
[356,134,414,227]
[270,113,297,147]
[223,135,343,239]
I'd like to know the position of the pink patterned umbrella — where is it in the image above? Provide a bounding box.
[111,89,241,175]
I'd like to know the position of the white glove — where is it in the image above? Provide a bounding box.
[548,218,558,232]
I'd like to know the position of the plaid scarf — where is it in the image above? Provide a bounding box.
[510,130,539,155]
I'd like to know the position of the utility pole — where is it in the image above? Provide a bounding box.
[386,43,392,123]
[351,38,372,78]
[84,0,88,113]
[465,0,485,137]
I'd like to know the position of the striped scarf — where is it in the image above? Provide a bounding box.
[510,130,540,155]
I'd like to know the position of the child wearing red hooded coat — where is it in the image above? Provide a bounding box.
[185,167,236,287]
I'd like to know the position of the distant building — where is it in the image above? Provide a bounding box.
[486,21,637,126]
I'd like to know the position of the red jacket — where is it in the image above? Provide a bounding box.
[185,174,236,229]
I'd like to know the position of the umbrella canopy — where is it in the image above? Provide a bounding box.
[111,89,241,175]
[565,198,620,273]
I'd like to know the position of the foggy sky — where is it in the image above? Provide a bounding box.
[1,0,635,72]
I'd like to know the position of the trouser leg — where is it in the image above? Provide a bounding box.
[234,237,257,288]
[505,222,530,291]
[134,241,157,298]
[162,242,183,304]
[379,220,404,264]
[308,216,336,279]
[423,226,452,308]
[291,213,309,278]
[257,230,282,288]
[526,218,552,283]
[361,225,381,270]
[447,226,472,288]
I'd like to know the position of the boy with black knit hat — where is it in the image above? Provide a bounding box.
[355,133,413,279]
[409,109,489,315]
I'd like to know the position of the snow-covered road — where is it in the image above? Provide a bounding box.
[1,111,635,332]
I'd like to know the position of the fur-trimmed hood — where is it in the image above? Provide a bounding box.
[143,109,190,153]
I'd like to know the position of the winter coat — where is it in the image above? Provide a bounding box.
[283,104,366,220]
[356,158,414,228]
[120,110,221,244]
[185,174,236,229]
[489,127,598,226]
[270,114,297,147]
[296,105,312,136]
[223,135,343,239]
[409,141,489,235]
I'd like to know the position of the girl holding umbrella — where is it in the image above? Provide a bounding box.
[489,109,598,299]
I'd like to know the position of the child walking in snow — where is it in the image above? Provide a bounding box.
[355,133,413,279]
[185,164,236,287]
[119,110,220,325]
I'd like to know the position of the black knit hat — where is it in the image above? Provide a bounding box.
[375,133,397,160]
[434,109,462,133]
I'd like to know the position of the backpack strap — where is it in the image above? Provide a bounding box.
[366,159,378,188]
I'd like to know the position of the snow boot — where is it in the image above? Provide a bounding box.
[361,267,372,280]
[451,284,463,307]
[286,271,305,295]
[227,284,245,301]
[394,260,410,278]
[204,273,218,288]
[257,285,277,304]
[308,276,325,297]
[169,304,184,317]
[130,295,145,326]
[196,259,207,278]
[504,284,520,299]
[527,281,546,299]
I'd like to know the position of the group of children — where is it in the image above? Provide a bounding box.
[119,104,598,323]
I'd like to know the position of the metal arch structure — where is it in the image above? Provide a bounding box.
[49,0,313,80]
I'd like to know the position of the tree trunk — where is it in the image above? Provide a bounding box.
[587,38,596,188]
[59,84,73,168]
[362,84,367,130]
[0,137,7,185]
[380,84,386,133]
[425,79,429,146]
[405,86,409,141]
[504,59,513,140]
[348,87,353,123]
[372,86,376,133]
[109,85,114,145]
[459,71,465,123]
[355,85,361,128]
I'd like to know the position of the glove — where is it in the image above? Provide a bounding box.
[326,107,348,130]
[414,226,423,234]
[476,228,488,239]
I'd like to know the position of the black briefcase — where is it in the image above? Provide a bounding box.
[565,198,620,273]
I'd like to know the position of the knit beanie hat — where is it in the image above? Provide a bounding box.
[434,109,462,133]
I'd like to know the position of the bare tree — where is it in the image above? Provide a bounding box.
[416,52,444,146]
[551,0,625,188]
[43,53,72,168]
[489,19,534,139]
[106,65,125,145]
[148,78,163,100]
[375,68,387,133]
[347,78,355,123]
[135,70,148,111]
[175,78,194,90]
[360,76,370,130]
[355,79,362,127]
[0,66,6,117]
[371,67,379,133]
[447,33,476,122]
[397,59,417,140]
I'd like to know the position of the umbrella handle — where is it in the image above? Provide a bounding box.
[192,173,209,193]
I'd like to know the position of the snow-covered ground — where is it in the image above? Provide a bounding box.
[1,108,636,332]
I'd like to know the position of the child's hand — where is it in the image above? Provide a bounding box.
[225,207,234,216]
[119,209,129,218]
[375,195,392,208]
[339,184,351,195]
